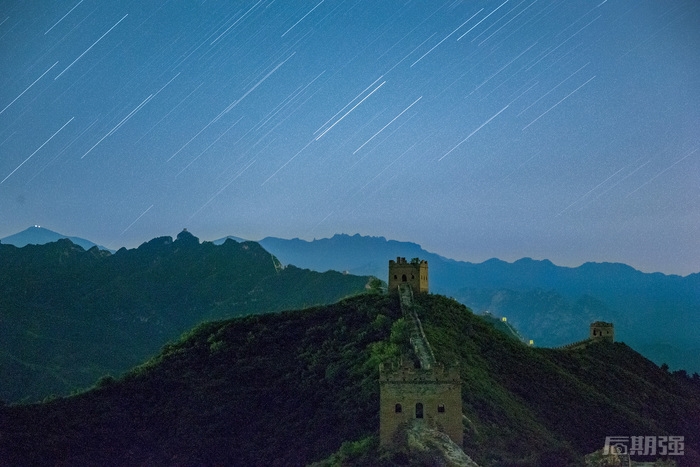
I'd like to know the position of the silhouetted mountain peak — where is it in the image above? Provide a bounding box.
[176,229,199,245]
[513,257,554,267]
[52,238,86,255]
[135,235,173,254]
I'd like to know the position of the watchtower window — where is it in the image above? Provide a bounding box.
[402,274,407,282]
[411,274,415,280]
[415,403,423,419]
[395,403,402,413]
[394,274,398,280]
[438,404,445,413]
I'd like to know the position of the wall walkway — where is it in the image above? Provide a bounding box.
[398,284,436,369]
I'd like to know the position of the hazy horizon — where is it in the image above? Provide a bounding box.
[2,1,698,275]
[2,224,697,277]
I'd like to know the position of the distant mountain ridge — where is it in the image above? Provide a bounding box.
[211,234,248,244]
[256,234,700,373]
[1,225,114,252]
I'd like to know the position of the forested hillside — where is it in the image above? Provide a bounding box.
[2,293,697,466]
[0,230,371,403]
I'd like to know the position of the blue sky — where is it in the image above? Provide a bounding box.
[1,0,698,275]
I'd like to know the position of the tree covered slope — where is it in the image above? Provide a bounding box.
[0,230,371,403]
[1,293,697,466]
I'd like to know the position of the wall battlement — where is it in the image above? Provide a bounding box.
[379,362,461,384]
[555,321,615,350]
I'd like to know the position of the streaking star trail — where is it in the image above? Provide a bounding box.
[0,0,698,275]
[2,117,74,184]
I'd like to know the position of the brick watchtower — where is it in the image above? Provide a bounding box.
[388,257,428,294]
[590,321,614,342]
[379,362,462,447]
[381,257,461,448]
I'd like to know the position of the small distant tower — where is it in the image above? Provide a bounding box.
[388,257,428,294]
[590,321,614,342]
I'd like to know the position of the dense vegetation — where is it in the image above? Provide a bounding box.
[0,294,401,466]
[1,293,698,466]
[0,231,371,403]
[413,294,700,466]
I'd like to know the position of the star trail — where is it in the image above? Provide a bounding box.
[1,0,698,275]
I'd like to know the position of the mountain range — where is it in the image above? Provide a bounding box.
[0,230,371,403]
[4,227,699,374]
[255,234,700,373]
[2,227,699,465]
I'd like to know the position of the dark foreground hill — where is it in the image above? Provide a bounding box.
[0,231,372,403]
[1,293,698,466]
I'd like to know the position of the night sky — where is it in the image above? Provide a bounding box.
[1,1,698,275]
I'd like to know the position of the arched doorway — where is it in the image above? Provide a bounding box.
[415,402,423,419]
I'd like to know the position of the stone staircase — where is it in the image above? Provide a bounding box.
[398,284,437,369]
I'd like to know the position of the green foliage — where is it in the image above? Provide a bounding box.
[410,293,700,466]
[0,238,371,403]
[311,436,378,466]
[365,341,399,371]
[0,294,402,466]
[1,293,699,466]
[389,318,408,344]
[368,277,385,293]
